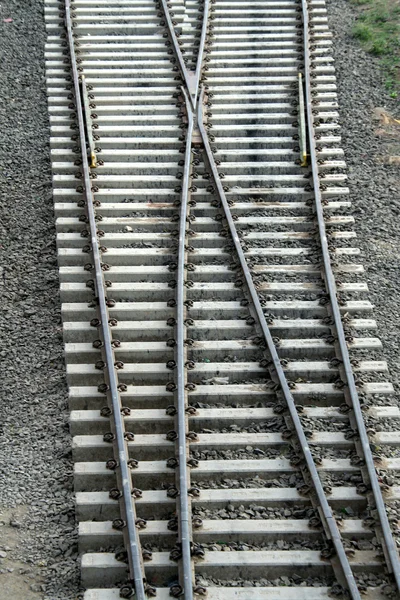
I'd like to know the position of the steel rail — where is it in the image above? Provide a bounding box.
[159,0,209,108]
[157,3,210,595]
[196,87,362,600]
[301,0,400,590]
[160,0,192,103]
[64,1,147,597]
[175,86,195,600]
[194,0,210,102]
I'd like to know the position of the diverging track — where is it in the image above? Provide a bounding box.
[44,0,400,598]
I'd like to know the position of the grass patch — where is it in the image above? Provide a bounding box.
[350,0,400,92]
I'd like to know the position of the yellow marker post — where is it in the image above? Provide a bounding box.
[81,75,97,168]
[298,72,307,167]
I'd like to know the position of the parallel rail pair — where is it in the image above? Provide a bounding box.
[60,0,400,597]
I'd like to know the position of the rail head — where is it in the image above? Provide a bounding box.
[174,86,195,600]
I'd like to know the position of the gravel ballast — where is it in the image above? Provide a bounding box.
[0,0,399,598]
[0,0,80,598]
[326,0,400,402]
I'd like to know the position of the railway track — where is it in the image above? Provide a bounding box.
[44,0,400,597]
